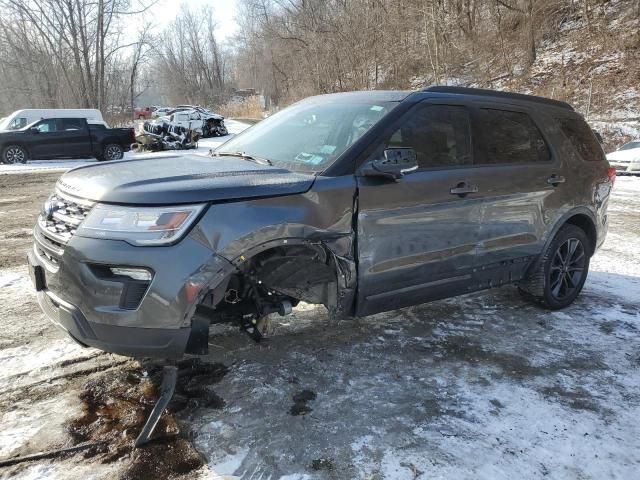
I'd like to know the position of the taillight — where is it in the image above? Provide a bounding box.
[607,167,616,186]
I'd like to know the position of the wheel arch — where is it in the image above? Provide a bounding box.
[527,207,598,277]
[232,236,356,317]
[564,213,597,256]
[193,234,357,322]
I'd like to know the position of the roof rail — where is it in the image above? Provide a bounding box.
[423,86,574,111]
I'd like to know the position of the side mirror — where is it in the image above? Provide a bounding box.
[30,127,40,134]
[360,148,418,181]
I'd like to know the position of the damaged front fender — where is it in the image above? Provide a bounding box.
[189,175,358,318]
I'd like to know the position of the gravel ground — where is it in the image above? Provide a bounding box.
[0,170,638,480]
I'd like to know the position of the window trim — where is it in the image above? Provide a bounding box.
[469,102,558,169]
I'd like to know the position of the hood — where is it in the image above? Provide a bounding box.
[607,149,640,162]
[56,154,315,205]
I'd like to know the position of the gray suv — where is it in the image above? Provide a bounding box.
[28,86,615,359]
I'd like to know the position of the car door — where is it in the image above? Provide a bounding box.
[57,118,91,157]
[173,113,189,129]
[468,104,562,286]
[188,111,203,131]
[28,119,63,158]
[355,101,482,316]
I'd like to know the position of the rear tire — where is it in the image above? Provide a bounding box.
[2,145,28,164]
[518,224,590,310]
[102,144,124,161]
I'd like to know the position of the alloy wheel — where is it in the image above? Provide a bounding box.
[549,237,586,301]
[5,147,26,164]
[105,145,122,160]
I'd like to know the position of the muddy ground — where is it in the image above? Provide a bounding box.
[0,171,639,480]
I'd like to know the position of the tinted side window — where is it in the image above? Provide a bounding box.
[555,116,605,162]
[59,118,85,130]
[478,109,550,164]
[386,104,472,169]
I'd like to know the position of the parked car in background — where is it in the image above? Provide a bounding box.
[0,117,135,163]
[152,107,172,118]
[0,109,103,131]
[28,87,613,359]
[134,106,154,120]
[606,140,640,175]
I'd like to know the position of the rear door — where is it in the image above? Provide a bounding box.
[469,104,562,286]
[356,101,482,316]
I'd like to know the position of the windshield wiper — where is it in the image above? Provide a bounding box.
[215,151,273,166]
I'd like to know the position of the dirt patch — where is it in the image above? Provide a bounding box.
[0,172,60,269]
[539,385,609,415]
[66,358,228,479]
[289,389,317,416]
[310,457,335,471]
[438,335,543,379]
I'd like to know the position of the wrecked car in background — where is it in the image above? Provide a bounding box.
[28,87,612,362]
[154,107,228,138]
[134,120,199,152]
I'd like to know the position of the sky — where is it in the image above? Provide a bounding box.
[129,0,239,43]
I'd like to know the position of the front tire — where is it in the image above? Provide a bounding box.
[519,224,590,310]
[101,144,124,161]
[2,145,28,164]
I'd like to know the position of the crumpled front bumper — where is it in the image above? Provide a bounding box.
[29,224,234,359]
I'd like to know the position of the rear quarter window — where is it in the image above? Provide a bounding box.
[555,116,605,162]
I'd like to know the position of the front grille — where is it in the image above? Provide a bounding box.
[39,192,94,243]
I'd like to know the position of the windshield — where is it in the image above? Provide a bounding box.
[216,98,397,173]
[0,116,28,130]
[619,141,640,151]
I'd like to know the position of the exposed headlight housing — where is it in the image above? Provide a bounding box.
[76,204,205,246]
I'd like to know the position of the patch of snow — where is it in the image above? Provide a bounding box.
[0,338,89,386]
[8,462,118,480]
[0,271,22,288]
[208,447,249,477]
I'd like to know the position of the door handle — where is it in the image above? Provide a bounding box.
[547,174,566,186]
[450,182,479,196]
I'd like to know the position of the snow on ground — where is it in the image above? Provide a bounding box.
[0,176,638,478]
[0,119,249,175]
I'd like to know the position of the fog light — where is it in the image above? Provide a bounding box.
[109,267,153,281]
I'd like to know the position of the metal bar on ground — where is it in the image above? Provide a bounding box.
[134,365,178,448]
